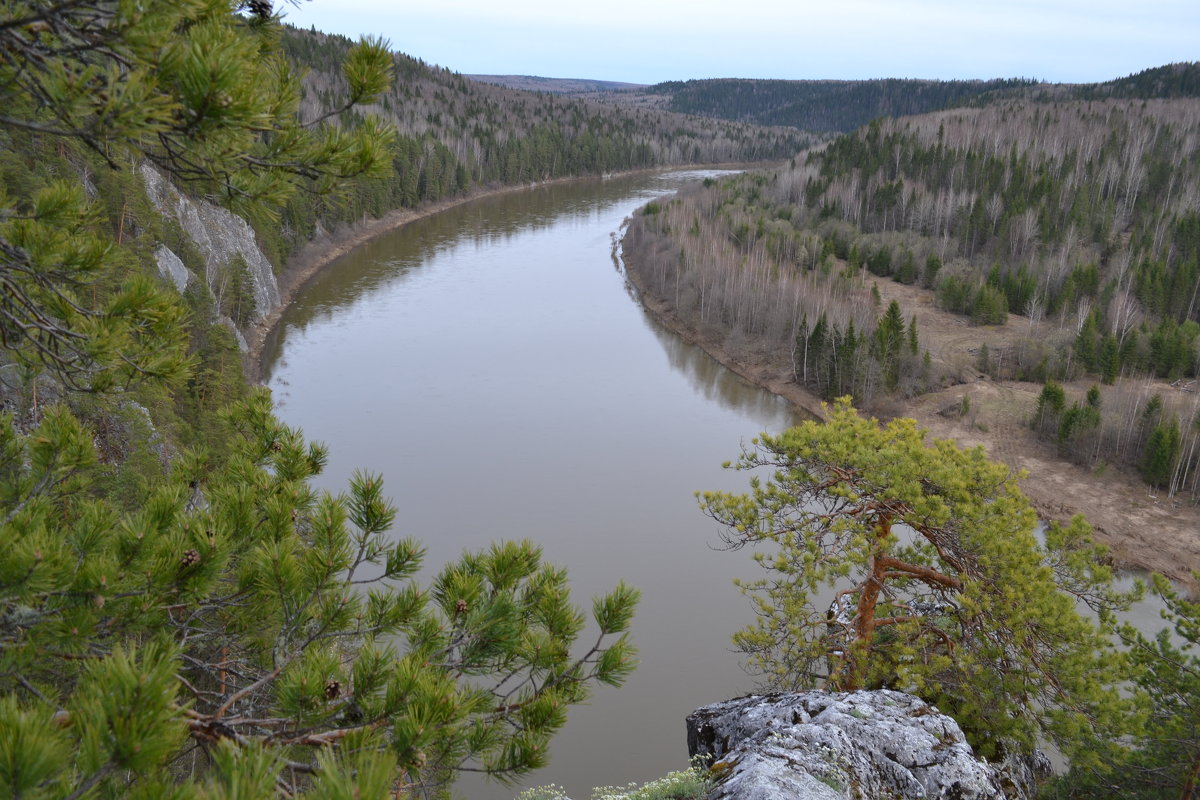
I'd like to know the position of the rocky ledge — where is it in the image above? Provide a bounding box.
[686,691,1049,800]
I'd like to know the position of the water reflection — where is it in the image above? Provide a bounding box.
[263,169,798,800]
[644,319,797,419]
[261,166,1176,799]
[260,171,734,377]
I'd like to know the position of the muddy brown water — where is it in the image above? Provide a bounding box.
[261,170,804,798]
[260,170,1171,798]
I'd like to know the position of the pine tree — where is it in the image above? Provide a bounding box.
[0,3,639,797]
[699,399,1133,762]
[0,392,639,796]
[1048,574,1200,799]
[0,0,396,389]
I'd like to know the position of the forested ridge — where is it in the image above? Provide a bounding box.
[621,89,1200,797]
[5,0,1200,796]
[261,27,814,264]
[597,62,1200,134]
[985,62,1200,104]
[644,77,1037,132]
[623,95,1200,498]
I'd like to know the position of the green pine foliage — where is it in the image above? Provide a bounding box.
[0,392,639,796]
[1045,572,1200,799]
[0,2,645,797]
[699,399,1135,762]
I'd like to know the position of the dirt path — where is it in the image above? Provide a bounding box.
[628,263,1200,587]
[873,277,1200,585]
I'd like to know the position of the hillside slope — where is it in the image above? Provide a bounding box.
[590,63,1200,133]
[269,27,814,262]
[622,94,1200,576]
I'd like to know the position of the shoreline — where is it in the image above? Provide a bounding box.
[244,164,765,381]
[617,238,829,423]
[246,167,1200,586]
[620,242,1200,588]
[244,177,604,382]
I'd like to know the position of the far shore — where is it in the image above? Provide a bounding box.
[244,175,620,381]
[244,165,1200,588]
[620,242,1200,589]
[244,164,769,382]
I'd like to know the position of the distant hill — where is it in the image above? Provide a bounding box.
[1095,61,1200,98]
[584,64,1200,133]
[269,28,814,261]
[590,78,1036,133]
[467,75,647,93]
[992,61,1200,103]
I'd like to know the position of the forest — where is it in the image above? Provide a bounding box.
[0,6,798,798]
[4,0,1200,796]
[623,93,1200,498]
[642,77,1038,132]
[261,27,814,264]
[587,62,1200,134]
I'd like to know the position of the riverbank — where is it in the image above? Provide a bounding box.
[244,178,591,381]
[620,238,1200,588]
[245,165,769,382]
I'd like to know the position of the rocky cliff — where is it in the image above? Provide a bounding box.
[141,164,280,350]
[687,691,1049,800]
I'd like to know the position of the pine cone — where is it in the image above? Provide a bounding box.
[324,680,341,700]
[180,549,201,568]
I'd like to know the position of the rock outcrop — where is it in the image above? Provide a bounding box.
[153,244,192,293]
[687,691,1046,800]
[140,164,280,324]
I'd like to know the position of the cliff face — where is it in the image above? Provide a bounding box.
[687,692,1049,800]
[141,164,280,343]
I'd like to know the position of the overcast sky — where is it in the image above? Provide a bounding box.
[282,0,1198,85]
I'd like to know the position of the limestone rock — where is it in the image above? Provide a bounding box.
[687,691,1039,800]
[140,164,280,323]
[154,245,192,293]
[218,316,249,353]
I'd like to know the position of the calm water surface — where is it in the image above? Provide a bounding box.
[262,171,804,798]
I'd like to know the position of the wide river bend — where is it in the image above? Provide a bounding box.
[261,168,1174,797]
[261,171,804,798]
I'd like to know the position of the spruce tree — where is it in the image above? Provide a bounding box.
[1142,418,1181,489]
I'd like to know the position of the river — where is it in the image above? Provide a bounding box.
[260,170,805,798]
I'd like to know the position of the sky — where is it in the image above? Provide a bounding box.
[281,0,1199,86]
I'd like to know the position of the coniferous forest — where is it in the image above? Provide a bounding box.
[624,92,1200,499]
[5,0,1200,797]
[263,27,815,264]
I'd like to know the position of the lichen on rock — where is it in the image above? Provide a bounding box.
[687,691,1047,800]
